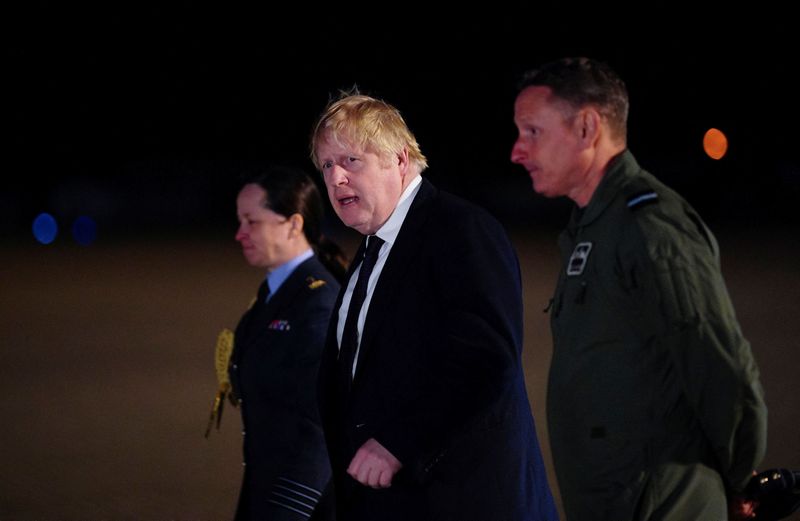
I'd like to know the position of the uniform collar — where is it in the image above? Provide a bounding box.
[266,248,314,298]
[570,149,641,229]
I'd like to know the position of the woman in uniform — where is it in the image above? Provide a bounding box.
[230,165,346,521]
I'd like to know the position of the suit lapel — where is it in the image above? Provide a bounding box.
[354,179,437,381]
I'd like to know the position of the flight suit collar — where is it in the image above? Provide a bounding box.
[568,149,641,230]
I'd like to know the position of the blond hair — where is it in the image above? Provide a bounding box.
[310,92,428,172]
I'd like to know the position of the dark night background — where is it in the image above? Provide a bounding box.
[2,3,799,520]
[4,4,799,241]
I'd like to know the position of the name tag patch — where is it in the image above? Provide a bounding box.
[567,242,593,276]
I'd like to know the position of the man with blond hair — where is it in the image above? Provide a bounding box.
[313,92,558,520]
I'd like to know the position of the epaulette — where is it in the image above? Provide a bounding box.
[627,190,659,211]
[306,276,327,290]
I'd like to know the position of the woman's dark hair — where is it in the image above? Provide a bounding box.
[240,164,347,283]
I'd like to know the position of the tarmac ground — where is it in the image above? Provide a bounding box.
[1,227,798,520]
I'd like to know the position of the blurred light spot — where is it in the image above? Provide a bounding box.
[703,128,728,160]
[72,216,97,245]
[33,213,58,244]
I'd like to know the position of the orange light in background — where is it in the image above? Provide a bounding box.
[703,128,728,160]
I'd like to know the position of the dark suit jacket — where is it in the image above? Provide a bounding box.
[231,256,339,521]
[318,179,558,521]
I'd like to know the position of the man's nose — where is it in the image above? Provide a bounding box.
[510,140,527,164]
[329,165,348,185]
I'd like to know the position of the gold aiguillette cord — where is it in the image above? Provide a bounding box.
[205,328,235,438]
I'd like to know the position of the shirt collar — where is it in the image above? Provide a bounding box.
[266,248,314,297]
[374,174,423,245]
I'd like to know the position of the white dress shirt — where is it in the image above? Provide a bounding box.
[336,174,423,375]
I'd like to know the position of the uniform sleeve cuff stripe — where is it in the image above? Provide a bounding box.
[277,476,322,496]
[267,499,312,518]
[274,484,320,503]
[270,491,316,511]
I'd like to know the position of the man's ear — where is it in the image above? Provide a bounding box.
[397,147,410,174]
[576,107,601,144]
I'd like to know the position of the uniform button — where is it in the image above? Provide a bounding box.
[242,462,246,467]
[242,430,246,436]
[232,364,238,370]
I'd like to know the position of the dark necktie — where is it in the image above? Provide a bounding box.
[242,279,271,337]
[339,235,385,388]
[257,279,271,304]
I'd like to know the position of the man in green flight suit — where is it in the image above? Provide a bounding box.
[510,57,767,521]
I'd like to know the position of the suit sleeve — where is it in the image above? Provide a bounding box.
[649,220,767,492]
[376,208,525,466]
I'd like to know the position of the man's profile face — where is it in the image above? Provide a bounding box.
[511,86,584,200]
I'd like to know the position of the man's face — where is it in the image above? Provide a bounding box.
[511,86,585,199]
[316,136,404,235]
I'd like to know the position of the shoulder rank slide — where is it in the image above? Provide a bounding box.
[306,276,326,290]
[627,190,658,210]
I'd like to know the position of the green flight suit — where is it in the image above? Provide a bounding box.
[548,151,767,521]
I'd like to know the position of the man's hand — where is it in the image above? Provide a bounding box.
[347,438,403,489]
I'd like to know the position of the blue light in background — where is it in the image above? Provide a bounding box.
[72,216,97,245]
[32,213,58,244]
